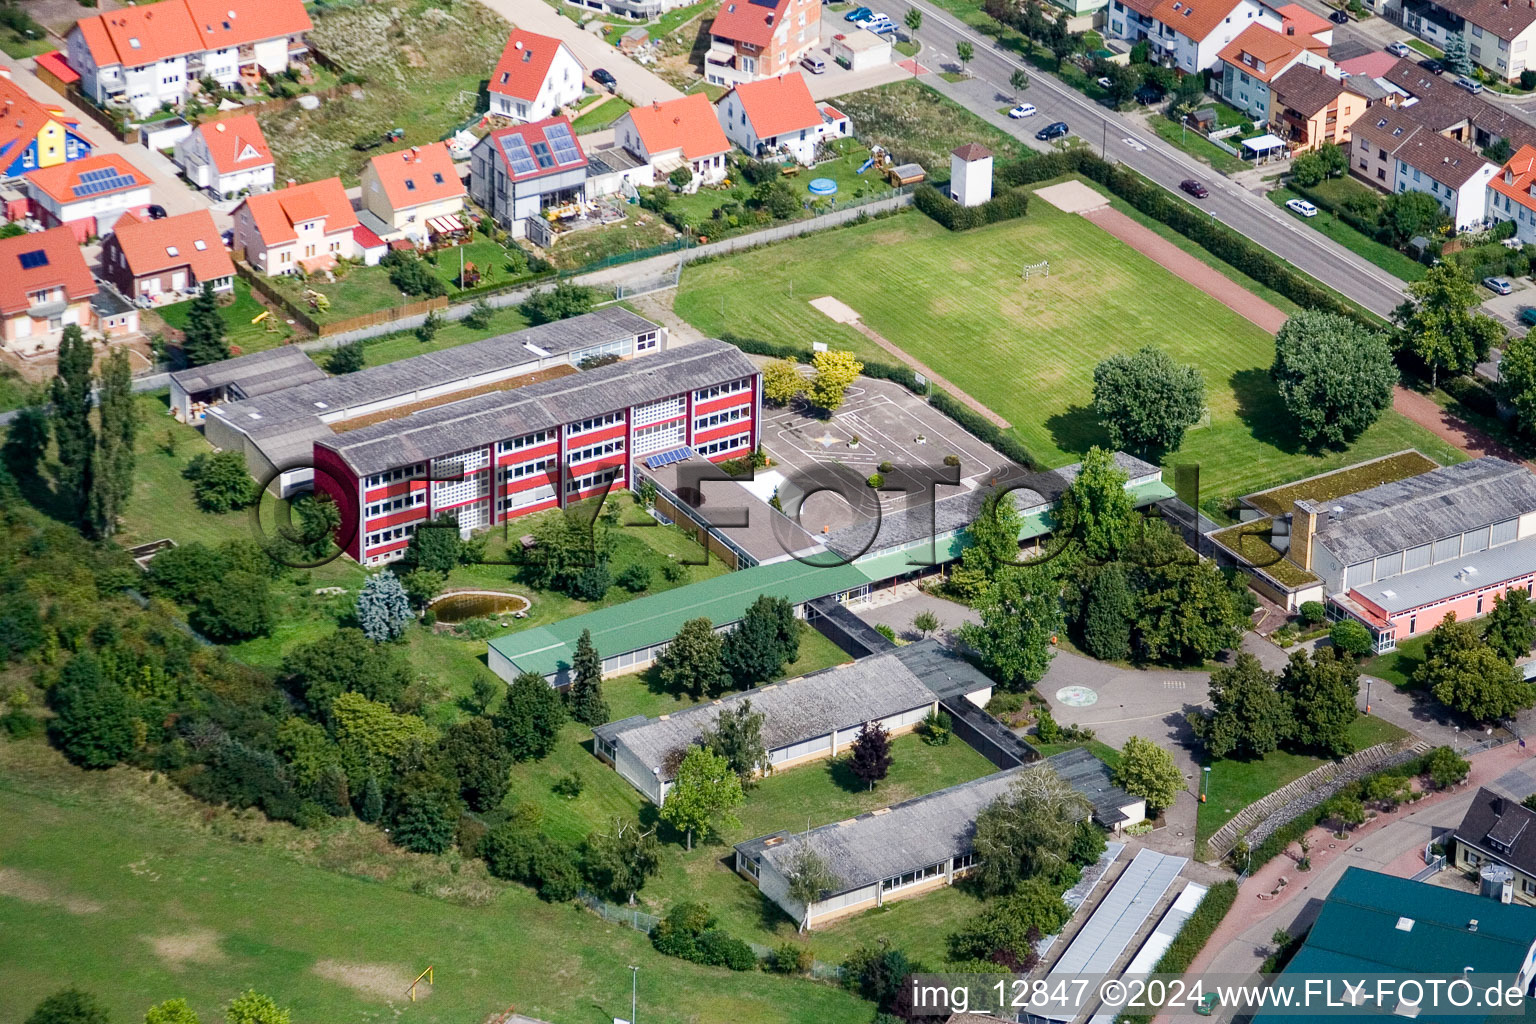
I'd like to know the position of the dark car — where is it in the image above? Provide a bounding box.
[1134,82,1166,105]
[1520,307,1536,328]
[592,68,617,89]
[1419,57,1445,73]
[146,204,168,219]
[1329,7,1349,21]
[1180,179,1209,198]
[1035,121,1069,141]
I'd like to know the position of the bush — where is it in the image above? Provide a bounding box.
[695,930,759,971]
[771,943,813,974]
[660,560,688,583]
[380,250,446,298]
[571,563,612,602]
[183,451,256,513]
[1330,619,1373,656]
[616,563,651,592]
[1299,601,1326,626]
[914,183,1031,231]
[867,473,884,488]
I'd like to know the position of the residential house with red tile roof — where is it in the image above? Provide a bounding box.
[22,152,152,242]
[1106,0,1282,73]
[101,208,234,306]
[1216,23,1332,121]
[1392,127,1497,229]
[1275,2,1334,44]
[361,143,466,241]
[1488,144,1536,243]
[705,0,821,87]
[615,94,732,184]
[1398,0,1536,81]
[172,114,274,201]
[67,0,311,117]
[488,30,585,123]
[232,177,357,276]
[1270,65,1368,153]
[715,72,846,164]
[0,226,100,355]
[0,71,92,181]
[469,116,588,240]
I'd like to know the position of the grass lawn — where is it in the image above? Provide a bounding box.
[0,365,39,414]
[0,741,873,1024]
[257,0,507,185]
[1268,186,1427,281]
[545,212,678,271]
[1363,633,1431,690]
[359,304,534,368]
[1195,716,1411,844]
[0,31,54,59]
[570,95,634,133]
[1407,37,1444,58]
[1152,116,1249,176]
[895,40,919,56]
[684,81,728,102]
[155,279,285,354]
[673,198,1464,512]
[1034,739,1123,768]
[832,80,1031,174]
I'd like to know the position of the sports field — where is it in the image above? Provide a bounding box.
[674,192,1464,511]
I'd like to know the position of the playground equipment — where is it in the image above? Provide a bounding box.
[1022,259,1050,280]
[857,156,875,174]
[251,310,270,324]
[407,966,433,1002]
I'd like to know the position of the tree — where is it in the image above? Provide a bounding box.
[464,298,495,330]
[400,567,444,610]
[404,516,466,574]
[947,879,1070,966]
[585,817,661,903]
[1414,615,1533,723]
[523,506,610,594]
[661,745,745,849]
[1010,68,1030,93]
[1503,330,1536,437]
[1190,652,1289,759]
[327,339,366,374]
[913,610,940,638]
[959,565,1063,690]
[1443,32,1472,75]
[439,716,512,811]
[495,671,568,761]
[905,7,922,40]
[356,571,413,642]
[1394,262,1504,388]
[1322,793,1366,833]
[699,699,768,783]
[655,616,728,698]
[24,990,111,1024]
[358,774,384,822]
[382,250,446,297]
[521,281,596,324]
[1,403,49,480]
[784,846,842,929]
[145,999,202,1024]
[972,763,1090,896]
[390,772,462,853]
[1316,141,1347,179]
[184,450,255,513]
[956,39,974,73]
[191,570,273,641]
[1092,346,1205,458]
[722,594,799,684]
[49,653,134,769]
[1069,819,1106,865]
[469,674,500,715]
[1289,151,1326,188]
[1330,618,1374,657]
[848,720,893,789]
[89,347,136,536]
[1114,736,1183,813]
[953,485,1026,596]
[762,357,803,405]
[414,308,444,344]
[283,627,412,718]
[224,992,290,1024]
[806,350,863,413]
[1054,446,1134,561]
[1271,310,1397,448]
[1487,588,1536,663]
[1381,190,1447,246]
[181,282,230,366]
[50,324,95,525]
[278,493,341,562]
[1278,647,1359,758]
[1135,556,1251,664]
[1427,745,1471,788]
[566,629,610,726]
[1079,563,1134,661]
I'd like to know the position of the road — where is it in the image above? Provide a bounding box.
[903,0,1417,318]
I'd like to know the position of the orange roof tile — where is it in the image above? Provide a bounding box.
[33,51,80,84]
[235,177,357,246]
[1217,24,1312,83]
[710,0,789,49]
[182,0,311,52]
[24,152,149,206]
[0,226,95,317]
[1491,144,1536,215]
[366,142,463,212]
[72,1,204,67]
[488,29,572,102]
[1276,3,1333,39]
[0,75,82,163]
[109,207,234,282]
[626,94,730,161]
[194,113,273,176]
[724,73,823,139]
[1139,0,1249,44]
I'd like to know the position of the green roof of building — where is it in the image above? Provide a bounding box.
[1256,868,1536,1024]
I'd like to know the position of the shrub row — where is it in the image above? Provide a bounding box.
[1116,881,1239,1024]
[914,183,1031,231]
[929,389,1035,469]
[717,332,927,394]
[1442,373,1503,419]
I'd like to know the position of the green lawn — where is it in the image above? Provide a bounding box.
[571,95,634,134]
[674,198,1464,511]
[1152,116,1249,176]
[1195,716,1410,844]
[1034,739,1123,769]
[1267,186,1427,282]
[156,279,287,353]
[359,304,534,368]
[1363,633,1431,690]
[0,32,54,59]
[0,742,873,1024]
[1407,37,1444,58]
[833,80,1031,173]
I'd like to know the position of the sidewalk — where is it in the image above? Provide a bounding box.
[1392,385,1535,469]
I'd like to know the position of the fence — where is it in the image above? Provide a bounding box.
[66,85,139,143]
[232,261,452,338]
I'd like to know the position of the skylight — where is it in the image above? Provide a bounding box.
[166,245,179,257]
[129,37,141,48]
[433,172,444,184]
[523,50,533,61]
[194,239,207,250]
[405,179,416,191]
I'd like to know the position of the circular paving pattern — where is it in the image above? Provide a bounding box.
[1055,685,1098,708]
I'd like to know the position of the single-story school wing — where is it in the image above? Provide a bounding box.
[591,640,994,803]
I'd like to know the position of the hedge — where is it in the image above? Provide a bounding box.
[1442,373,1502,419]
[1116,881,1239,1024]
[718,332,927,394]
[914,183,1030,231]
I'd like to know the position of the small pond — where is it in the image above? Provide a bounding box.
[428,591,531,623]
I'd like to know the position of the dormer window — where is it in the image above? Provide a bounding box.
[522,50,533,62]
[405,179,416,191]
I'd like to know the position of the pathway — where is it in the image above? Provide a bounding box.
[1392,385,1535,469]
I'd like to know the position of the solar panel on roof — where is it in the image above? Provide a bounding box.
[544,122,581,165]
[17,250,48,270]
[645,446,695,469]
[501,134,537,175]
[79,167,118,183]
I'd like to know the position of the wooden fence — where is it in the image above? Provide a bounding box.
[235,261,450,337]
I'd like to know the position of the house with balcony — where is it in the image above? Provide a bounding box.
[1489,144,1536,244]
[469,116,588,240]
[172,114,273,201]
[1398,0,1536,81]
[715,72,845,165]
[0,226,100,356]
[361,142,466,243]
[101,208,234,307]
[67,0,312,118]
[1392,126,1497,229]
[1216,23,1331,121]
[1270,65,1368,153]
[231,178,357,276]
[0,73,91,182]
[704,0,822,87]
[615,94,732,184]
[488,30,585,123]
[1107,0,1281,73]
[22,153,152,242]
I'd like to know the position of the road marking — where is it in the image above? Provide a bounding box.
[1122,137,1147,151]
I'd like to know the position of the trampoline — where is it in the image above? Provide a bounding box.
[807,177,838,196]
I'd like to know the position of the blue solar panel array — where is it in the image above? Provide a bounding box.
[645,446,695,469]
[17,250,49,270]
[500,124,584,178]
[77,167,118,183]
[544,123,581,166]
[71,169,137,198]
[501,134,536,176]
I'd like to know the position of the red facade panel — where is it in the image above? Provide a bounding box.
[313,443,362,562]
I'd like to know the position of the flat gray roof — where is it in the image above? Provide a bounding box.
[170,345,326,398]
[637,459,825,565]
[320,339,757,475]
[1314,458,1536,565]
[1352,534,1536,613]
[593,642,943,782]
[1047,848,1187,978]
[1043,747,1140,826]
[890,642,998,703]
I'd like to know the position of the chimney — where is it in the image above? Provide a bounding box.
[286,178,296,188]
[1469,919,1480,932]
[1289,499,1327,572]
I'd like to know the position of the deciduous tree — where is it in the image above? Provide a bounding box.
[972,763,1089,896]
[24,990,110,1024]
[946,878,1070,966]
[1278,647,1359,758]
[183,450,255,513]
[662,745,745,849]
[1394,262,1504,388]
[49,652,134,769]
[762,357,803,405]
[1134,556,1250,664]
[958,565,1062,690]
[521,281,595,324]
[326,339,366,374]
[1414,615,1533,722]
[655,616,728,698]
[1092,346,1205,458]
[283,627,412,719]
[50,324,95,525]
[1189,652,1288,759]
[1485,588,1536,663]
[699,698,767,783]
[784,846,842,930]
[1114,735,1183,813]
[191,570,273,641]
[806,350,863,413]
[438,716,512,812]
[495,670,567,761]
[89,347,136,536]
[1381,190,1448,246]
[225,991,289,1024]
[1,403,49,480]
[584,816,661,903]
[1271,310,1397,448]
[145,998,201,1024]
[848,720,893,789]
[1055,446,1134,561]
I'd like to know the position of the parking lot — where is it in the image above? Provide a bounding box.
[1480,274,1535,333]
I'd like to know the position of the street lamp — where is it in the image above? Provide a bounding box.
[1365,674,1372,715]
[1201,765,1211,804]
[628,965,638,1024]
[1454,726,1461,753]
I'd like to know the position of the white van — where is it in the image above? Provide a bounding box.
[801,54,826,74]
[1455,75,1484,94]
[863,13,895,33]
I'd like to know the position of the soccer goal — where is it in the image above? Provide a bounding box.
[1022,259,1050,280]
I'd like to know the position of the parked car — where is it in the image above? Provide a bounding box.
[1329,8,1350,21]
[146,204,168,220]
[1484,276,1514,295]
[801,54,826,74]
[1096,76,1113,88]
[1519,307,1536,327]
[1419,57,1445,74]
[1035,121,1069,141]
[1134,83,1166,104]
[592,68,617,89]
[1286,198,1318,217]
[1455,75,1483,93]
[1387,40,1412,57]
[845,5,873,19]
[864,13,895,32]
[1008,103,1038,118]
[1180,179,1209,198]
